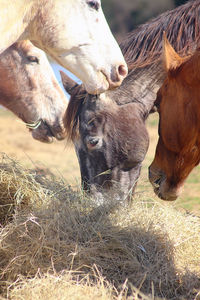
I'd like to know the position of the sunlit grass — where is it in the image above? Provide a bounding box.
[0,110,200,299]
[0,109,199,214]
[0,156,199,299]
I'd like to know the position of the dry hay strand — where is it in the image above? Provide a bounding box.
[8,271,154,300]
[0,154,51,225]
[0,156,199,299]
[0,153,81,225]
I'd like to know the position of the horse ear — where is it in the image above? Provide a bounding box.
[60,71,83,95]
[163,32,183,71]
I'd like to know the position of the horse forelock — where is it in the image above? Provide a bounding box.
[13,40,32,52]
[64,87,86,142]
[121,0,200,70]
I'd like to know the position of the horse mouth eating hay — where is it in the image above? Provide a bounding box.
[61,71,149,201]
[0,40,68,143]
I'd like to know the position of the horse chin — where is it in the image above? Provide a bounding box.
[31,129,54,143]
[155,180,183,201]
[83,73,109,95]
[80,68,127,94]
[30,121,67,143]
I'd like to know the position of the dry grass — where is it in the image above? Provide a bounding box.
[0,156,199,299]
[0,109,80,186]
[0,109,200,299]
[1,108,200,212]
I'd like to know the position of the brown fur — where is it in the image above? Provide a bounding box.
[0,41,68,143]
[60,72,86,142]
[149,45,200,200]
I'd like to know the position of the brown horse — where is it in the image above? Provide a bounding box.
[0,40,68,143]
[63,1,200,200]
[0,0,127,94]
[149,36,200,201]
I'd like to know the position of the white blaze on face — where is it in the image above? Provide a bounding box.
[34,0,127,94]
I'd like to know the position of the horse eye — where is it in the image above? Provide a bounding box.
[88,118,95,127]
[87,0,100,11]
[27,56,39,64]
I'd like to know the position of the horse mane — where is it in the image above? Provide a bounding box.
[120,0,200,70]
[64,86,86,142]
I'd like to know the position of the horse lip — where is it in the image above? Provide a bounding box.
[153,186,167,200]
[157,190,178,201]
[153,186,160,195]
[153,178,179,201]
[55,133,66,140]
[153,177,162,188]
[30,120,66,141]
[43,122,66,140]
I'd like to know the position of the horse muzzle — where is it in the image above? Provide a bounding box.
[30,120,67,143]
[149,167,182,201]
[85,136,103,150]
[101,64,128,91]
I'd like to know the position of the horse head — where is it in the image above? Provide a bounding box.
[25,0,127,94]
[0,41,68,143]
[61,71,149,201]
[149,36,200,200]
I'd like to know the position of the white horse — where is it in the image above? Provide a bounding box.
[0,0,127,94]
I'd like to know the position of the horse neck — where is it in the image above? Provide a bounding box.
[0,1,38,53]
[108,62,164,115]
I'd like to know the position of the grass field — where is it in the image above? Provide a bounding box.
[0,108,199,215]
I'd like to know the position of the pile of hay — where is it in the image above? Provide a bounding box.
[0,155,200,299]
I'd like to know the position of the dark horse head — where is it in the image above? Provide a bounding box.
[61,72,149,201]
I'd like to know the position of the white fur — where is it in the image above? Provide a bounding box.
[0,0,127,94]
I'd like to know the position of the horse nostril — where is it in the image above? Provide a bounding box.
[88,137,99,146]
[154,178,162,187]
[118,64,128,78]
